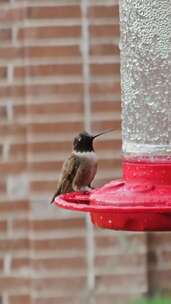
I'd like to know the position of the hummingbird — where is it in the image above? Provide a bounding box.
[50,129,113,204]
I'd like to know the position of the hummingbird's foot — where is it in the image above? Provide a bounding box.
[73,185,92,193]
[79,186,92,192]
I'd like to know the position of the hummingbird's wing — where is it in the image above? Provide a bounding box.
[50,153,80,203]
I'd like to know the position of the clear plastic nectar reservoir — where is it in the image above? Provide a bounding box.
[120,0,171,160]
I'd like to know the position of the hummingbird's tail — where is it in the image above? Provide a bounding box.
[50,191,59,204]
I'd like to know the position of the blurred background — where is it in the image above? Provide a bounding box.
[0,0,170,303]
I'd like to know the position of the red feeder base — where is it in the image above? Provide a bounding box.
[53,160,171,231]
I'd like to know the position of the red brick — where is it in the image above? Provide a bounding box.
[14,64,82,78]
[95,233,145,250]
[29,121,83,135]
[0,258,4,271]
[12,219,30,231]
[0,277,30,291]
[31,237,85,251]
[11,257,30,270]
[0,28,11,41]
[28,141,71,154]
[13,105,26,117]
[0,161,26,175]
[0,8,26,23]
[10,142,70,158]
[90,82,121,95]
[0,201,30,214]
[0,46,80,61]
[148,233,171,247]
[0,83,83,98]
[0,67,7,79]
[0,145,3,157]
[33,276,86,291]
[13,218,85,231]
[95,294,138,304]
[0,220,7,233]
[92,120,121,132]
[40,101,83,114]
[90,43,119,56]
[92,100,121,113]
[0,47,22,60]
[0,86,11,98]
[28,83,83,96]
[9,143,27,159]
[28,5,81,19]
[30,161,63,173]
[13,102,83,117]
[18,26,81,40]
[96,273,146,289]
[148,269,171,289]
[95,235,120,249]
[31,180,54,193]
[94,139,122,151]
[0,238,29,251]
[0,125,26,139]
[34,297,77,304]
[26,45,80,58]
[31,181,56,192]
[160,250,171,263]
[32,256,86,271]
[91,63,120,76]
[95,253,146,269]
[89,5,119,18]
[0,180,6,193]
[9,295,31,304]
[31,218,85,231]
[90,24,120,38]
[0,106,7,120]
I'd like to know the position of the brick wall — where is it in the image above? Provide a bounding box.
[0,1,168,304]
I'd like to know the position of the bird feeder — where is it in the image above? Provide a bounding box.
[54,0,171,231]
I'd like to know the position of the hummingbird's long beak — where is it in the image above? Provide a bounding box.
[93,129,114,139]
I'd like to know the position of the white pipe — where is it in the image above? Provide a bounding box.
[81,0,96,295]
